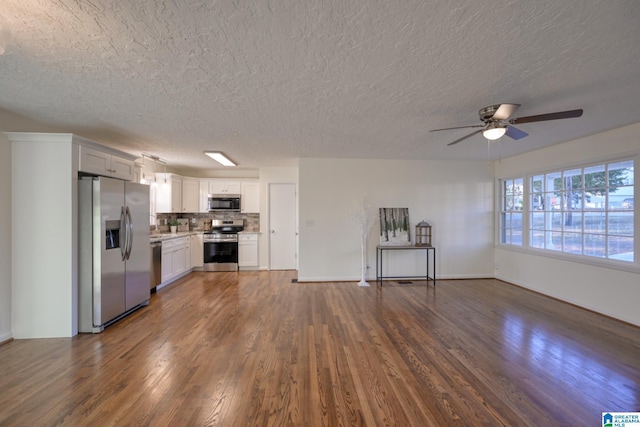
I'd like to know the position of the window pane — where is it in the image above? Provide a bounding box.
[585,165,606,192]
[531,212,544,230]
[546,192,560,211]
[531,230,544,248]
[608,212,634,237]
[611,185,634,210]
[573,191,584,210]
[565,169,582,191]
[563,233,582,254]
[502,177,524,247]
[512,213,522,245]
[585,192,606,210]
[562,190,583,210]
[505,195,513,211]
[546,231,562,251]
[548,172,563,192]
[608,236,634,261]
[547,211,562,231]
[609,160,634,186]
[563,211,582,233]
[584,211,606,233]
[584,233,606,258]
[531,175,544,210]
[500,213,507,243]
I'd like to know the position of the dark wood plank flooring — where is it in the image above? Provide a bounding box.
[1,271,639,426]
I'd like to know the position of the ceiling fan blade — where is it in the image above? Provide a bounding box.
[505,126,528,140]
[447,129,483,146]
[430,124,483,132]
[510,109,583,125]
[492,103,520,121]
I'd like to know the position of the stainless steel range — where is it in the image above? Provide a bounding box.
[203,219,244,271]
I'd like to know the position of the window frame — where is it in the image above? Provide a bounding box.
[499,177,524,247]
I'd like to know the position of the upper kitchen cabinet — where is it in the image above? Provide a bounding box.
[209,180,241,195]
[156,173,200,213]
[79,146,134,181]
[241,181,260,213]
[182,177,200,213]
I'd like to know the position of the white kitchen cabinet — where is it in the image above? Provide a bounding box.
[79,146,134,181]
[241,181,260,213]
[156,173,182,213]
[182,177,200,212]
[184,236,191,271]
[209,180,241,195]
[190,233,204,269]
[199,179,209,213]
[160,244,173,283]
[238,233,259,269]
[161,237,189,284]
[156,174,201,213]
[132,163,143,184]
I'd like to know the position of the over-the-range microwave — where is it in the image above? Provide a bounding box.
[208,194,241,212]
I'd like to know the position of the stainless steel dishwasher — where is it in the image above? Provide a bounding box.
[150,241,162,290]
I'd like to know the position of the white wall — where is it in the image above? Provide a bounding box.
[298,158,494,282]
[494,122,640,326]
[0,132,11,342]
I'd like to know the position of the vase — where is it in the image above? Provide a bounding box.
[170,225,177,233]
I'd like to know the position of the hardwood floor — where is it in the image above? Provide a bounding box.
[1,272,639,426]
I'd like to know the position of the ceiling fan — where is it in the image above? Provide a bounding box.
[430,104,583,146]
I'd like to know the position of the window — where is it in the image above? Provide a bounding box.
[501,158,635,264]
[529,160,634,261]
[500,158,635,265]
[500,177,524,246]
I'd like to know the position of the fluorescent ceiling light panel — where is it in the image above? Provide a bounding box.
[205,151,236,166]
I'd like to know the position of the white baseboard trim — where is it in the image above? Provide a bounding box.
[0,331,13,344]
[296,273,495,283]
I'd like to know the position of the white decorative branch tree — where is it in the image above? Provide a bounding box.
[350,198,377,287]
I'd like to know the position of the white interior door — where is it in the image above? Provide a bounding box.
[269,183,297,270]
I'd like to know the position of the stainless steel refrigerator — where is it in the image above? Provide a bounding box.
[78,176,150,333]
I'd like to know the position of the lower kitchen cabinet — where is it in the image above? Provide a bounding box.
[161,237,189,284]
[238,233,259,269]
[191,233,204,269]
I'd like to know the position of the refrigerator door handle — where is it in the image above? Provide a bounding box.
[120,206,127,261]
[125,206,133,260]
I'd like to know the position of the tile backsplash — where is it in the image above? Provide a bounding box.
[155,212,260,233]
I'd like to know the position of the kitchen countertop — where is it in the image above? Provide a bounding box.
[150,231,202,243]
[150,230,261,243]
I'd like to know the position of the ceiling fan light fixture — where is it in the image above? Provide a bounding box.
[205,151,236,167]
[483,125,506,140]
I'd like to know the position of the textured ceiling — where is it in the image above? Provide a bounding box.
[0,0,639,172]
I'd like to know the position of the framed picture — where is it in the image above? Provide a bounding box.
[379,208,411,246]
